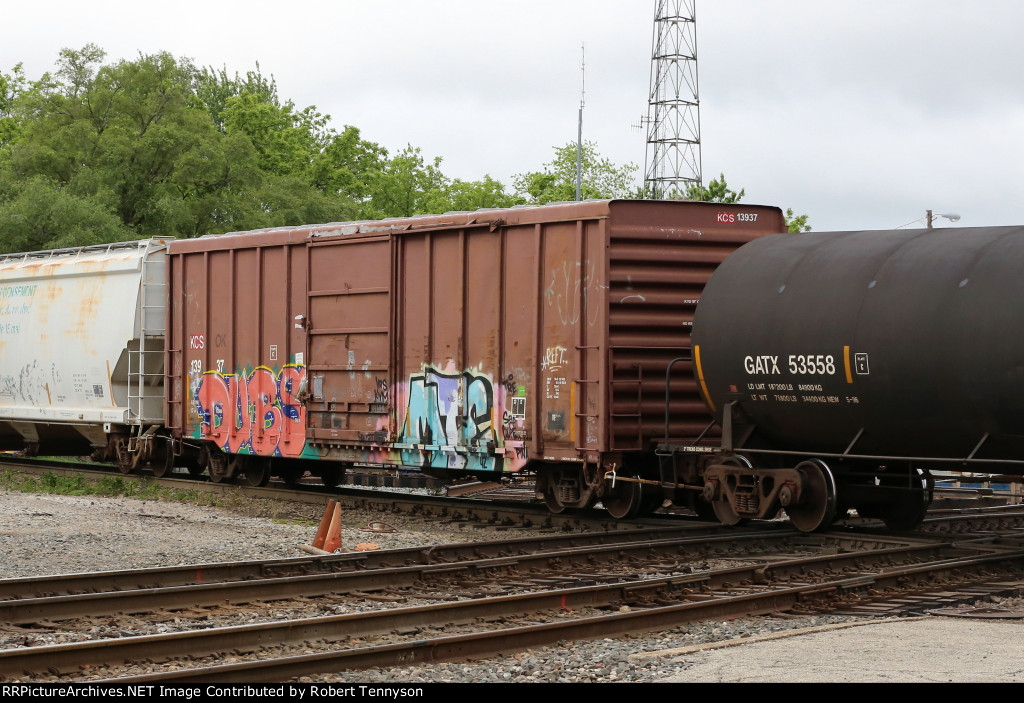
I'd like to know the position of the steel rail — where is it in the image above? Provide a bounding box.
[0,523,794,600]
[0,530,930,624]
[101,546,1024,683]
[4,540,1022,680]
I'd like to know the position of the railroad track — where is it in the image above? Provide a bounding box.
[0,526,884,624]
[4,457,1019,534]
[3,520,1024,682]
[0,458,682,534]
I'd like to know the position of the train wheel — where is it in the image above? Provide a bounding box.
[279,467,305,486]
[603,474,645,520]
[318,467,345,488]
[206,448,229,484]
[708,455,751,526]
[150,440,174,478]
[880,468,933,531]
[114,437,134,475]
[150,462,172,478]
[542,482,569,514]
[785,459,837,533]
[240,457,272,487]
[711,498,744,526]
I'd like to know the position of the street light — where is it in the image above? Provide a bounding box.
[926,210,961,228]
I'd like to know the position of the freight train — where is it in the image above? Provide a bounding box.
[4,200,1014,532]
[0,200,783,510]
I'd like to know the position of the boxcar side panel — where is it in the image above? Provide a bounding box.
[306,234,392,447]
[169,233,311,460]
[393,224,522,473]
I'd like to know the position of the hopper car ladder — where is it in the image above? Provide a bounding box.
[126,242,167,451]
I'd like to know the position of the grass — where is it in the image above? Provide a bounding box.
[0,469,200,501]
[0,468,324,525]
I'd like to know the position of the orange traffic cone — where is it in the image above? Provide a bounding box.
[311,500,336,550]
[323,503,343,553]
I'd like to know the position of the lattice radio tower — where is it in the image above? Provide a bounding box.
[643,0,702,199]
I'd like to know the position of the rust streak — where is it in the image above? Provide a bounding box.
[106,359,115,406]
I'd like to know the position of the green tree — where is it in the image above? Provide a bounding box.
[193,64,279,132]
[0,63,26,150]
[363,147,519,218]
[784,208,811,233]
[684,173,746,203]
[365,145,451,218]
[309,124,387,204]
[445,175,521,212]
[1,45,261,242]
[195,63,387,218]
[0,46,522,252]
[0,46,366,249]
[512,141,638,203]
[0,174,132,251]
[222,92,320,177]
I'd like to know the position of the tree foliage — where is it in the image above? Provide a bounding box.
[512,141,638,204]
[0,45,268,246]
[0,46,518,253]
[785,208,812,233]
[0,63,26,150]
[0,46,809,254]
[684,173,746,204]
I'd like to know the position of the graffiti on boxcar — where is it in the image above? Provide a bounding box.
[398,365,527,472]
[544,260,603,327]
[193,364,307,458]
[374,377,389,404]
[541,345,568,372]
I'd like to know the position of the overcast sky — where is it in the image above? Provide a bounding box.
[6,1,1023,232]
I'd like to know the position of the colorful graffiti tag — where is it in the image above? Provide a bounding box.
[193,364,308,458]
[398,365,527,472]
[192,360,527,471]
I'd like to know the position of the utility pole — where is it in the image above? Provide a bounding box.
[926,210,961,228]
[643,0,702,199]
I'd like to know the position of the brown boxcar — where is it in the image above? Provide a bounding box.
[166,199,785,511]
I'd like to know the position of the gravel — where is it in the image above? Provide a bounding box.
[1,487,1017,683]
[0,490,458,578]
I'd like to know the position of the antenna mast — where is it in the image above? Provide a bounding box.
[643,0,702,199]
[576,43,585,202]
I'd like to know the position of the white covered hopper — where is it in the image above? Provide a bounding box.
[0,239,168,453]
